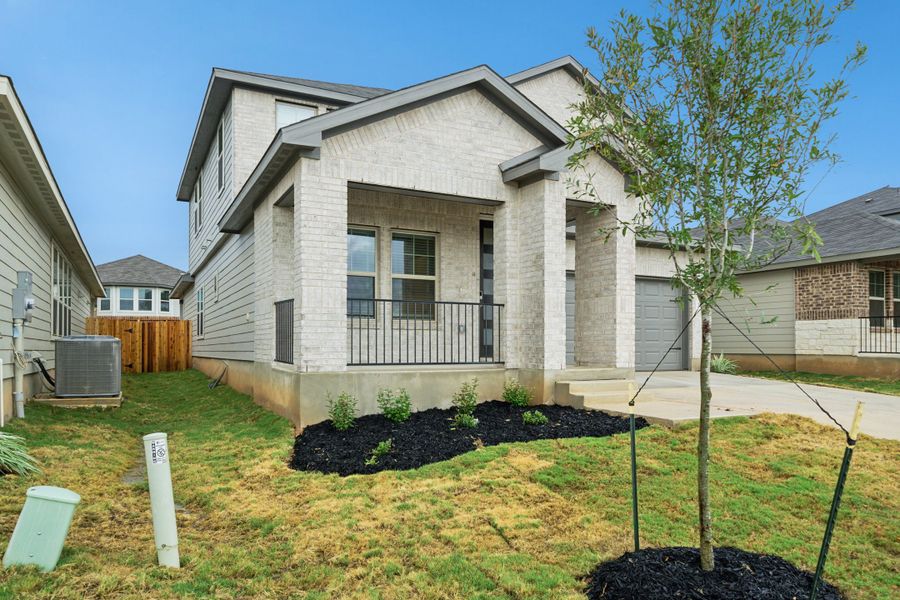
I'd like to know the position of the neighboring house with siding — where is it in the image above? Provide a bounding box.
[0,75,104,415]
[713,186,900,377]
[171,56,700,429]
[95,255,183,318]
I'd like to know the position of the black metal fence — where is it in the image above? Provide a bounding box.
[859,315,899,354]
[274,299,294,364]
[348,298,504,366]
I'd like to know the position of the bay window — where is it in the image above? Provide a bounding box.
[119,287,134,312]
[161,290,171,313]
[99,287,111,312]
[138,288,153,311]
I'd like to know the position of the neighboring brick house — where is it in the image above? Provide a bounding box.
[94,255,183,318]
[713,186,900,377]
[171,57,701,429]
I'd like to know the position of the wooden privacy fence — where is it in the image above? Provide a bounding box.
[85,317,192,374]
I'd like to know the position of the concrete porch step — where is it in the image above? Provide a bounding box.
[556,379,640,409]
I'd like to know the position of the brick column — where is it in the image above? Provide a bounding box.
[293,159,348,372]
[496,177,566,400]
[574,199,636,368]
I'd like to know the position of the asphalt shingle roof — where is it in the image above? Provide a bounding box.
[772,186,900,264]
[230,69,392,99]
[96,255,183,288]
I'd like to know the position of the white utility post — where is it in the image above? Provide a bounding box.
[142,432,180,568]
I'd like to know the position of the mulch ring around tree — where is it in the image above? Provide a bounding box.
[290,400,648,476]
[584,546,846,600]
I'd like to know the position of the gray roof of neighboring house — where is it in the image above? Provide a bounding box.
[96,255,183,288]
[228,69,392,99]
[770,186,900,266]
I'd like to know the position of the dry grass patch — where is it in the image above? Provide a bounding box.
[0,371,896,599]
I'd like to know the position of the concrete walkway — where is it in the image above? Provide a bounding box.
[611,371,898,440]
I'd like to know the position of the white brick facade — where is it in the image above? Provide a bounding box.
[795,319,859,356]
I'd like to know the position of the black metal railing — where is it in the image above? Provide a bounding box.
[348,299,504,366]
[859,315,900,354]
[274,299,294,363]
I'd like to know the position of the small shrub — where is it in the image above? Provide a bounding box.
[711,353,738,375]
[502,379,532,407]
[327,392,357,431]
[522,410,548,426]
[451,378,479,428]
[376,388,412,423]
[0,432,39,476]
[364,439,393,466]
[452,413,478,429]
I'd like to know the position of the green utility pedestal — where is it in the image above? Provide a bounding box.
[3,486,81,572]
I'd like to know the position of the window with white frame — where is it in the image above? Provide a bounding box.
[216,120,224,191]
[276,101,316,129]
[196,287,205,337]
[160,290,171,313]
[347,228,376,317]
[193,175,203,235]
[99,287,111,312]
[893,272,900,327]
[51,244,73,337]
[138,288,153,311]
[119,287,134,311]
[869,270,886,326]
[391,232,436,318]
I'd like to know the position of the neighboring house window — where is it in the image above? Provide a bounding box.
[275,101,316,129]
[894,272,900,327]
[347,228,376,317]
[138,288,153,311]
[119,287,134,311]
[51,244,73,337]
[99,287,111,312]
[391,232,436,318]
[216,120,224,191]
[193,176,203,235]
[160,290,171,313]
[196,287,205,337]
[869,270,886,326]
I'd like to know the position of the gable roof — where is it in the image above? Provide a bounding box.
[176,68,390,202]
[506,55,601,88]
[219,64,572,233]
[96,255,184,288]
[752,186,900,270]
[0,75,104,297]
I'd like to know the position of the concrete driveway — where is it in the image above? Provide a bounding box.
[626,371,899,440]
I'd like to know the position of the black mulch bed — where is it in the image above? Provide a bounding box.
[584,546,845,600]
[290,400,647,476]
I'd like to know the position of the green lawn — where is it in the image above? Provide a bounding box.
[741,370,900,396]
[0,370,897,599]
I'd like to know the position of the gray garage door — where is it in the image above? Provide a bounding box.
[565,272,575,365]
[635,277,685,371]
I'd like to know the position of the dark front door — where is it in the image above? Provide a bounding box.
[479,220,494,359]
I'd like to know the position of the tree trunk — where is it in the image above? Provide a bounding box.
[699,304,714,571]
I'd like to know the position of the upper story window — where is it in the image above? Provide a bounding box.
[193,175,203,235]
[391,232,436,318]
[276,101,316,130]
[51,244,73,337]
[347,228,376,317]
[99,287,111,312]
[216,120,224,191]
[161,290,171,313]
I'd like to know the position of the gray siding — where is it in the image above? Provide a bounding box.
[0,160,91,382]
[712,269,796,355]
[184,223,255,362]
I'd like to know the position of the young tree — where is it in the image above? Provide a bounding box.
[568,0,864,571]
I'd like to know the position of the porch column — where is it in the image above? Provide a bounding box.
[293,158,348,372]
[574,199,636,368]
[496,177,567,400]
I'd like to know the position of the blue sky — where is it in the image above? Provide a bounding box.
[1,0,896,270]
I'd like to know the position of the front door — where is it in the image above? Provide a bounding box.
[479,220,494,359]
